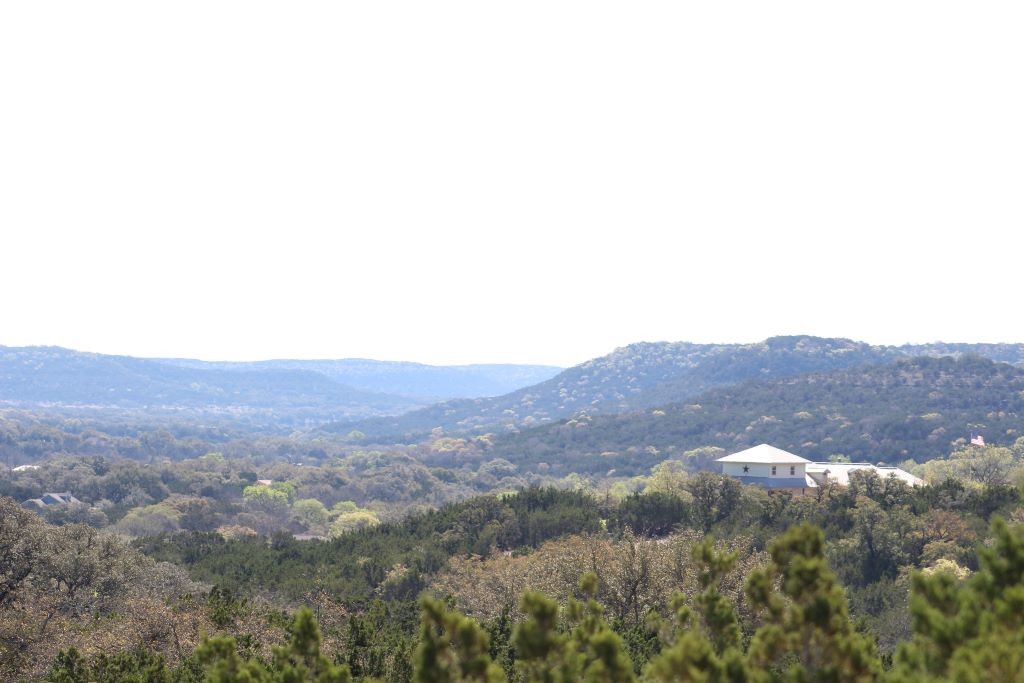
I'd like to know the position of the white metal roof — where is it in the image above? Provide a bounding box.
[805,462,924,487]
[716,444,812,465]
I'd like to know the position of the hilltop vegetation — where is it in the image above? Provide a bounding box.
[7,338,1024,444]
[334,337,1024,441]
[489,355,1024,476]
[6,355,1024,530]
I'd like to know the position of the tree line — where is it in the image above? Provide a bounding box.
[38,517,1024,682]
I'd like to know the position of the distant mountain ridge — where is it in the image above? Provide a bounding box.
[0,346,561,429]
[333,336,1024,440]
[156,358,561,400]
[487,354,1024,475]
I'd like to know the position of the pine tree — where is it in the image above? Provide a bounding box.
[643,539,748,683]
[514,573,635,683]
[414,596,505,683]
[196,607,351,683]
[744,523,878,682]
[889,517,1024,681]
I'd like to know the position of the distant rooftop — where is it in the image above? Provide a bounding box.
[716,444,811,465]
[21,491,82,508]
[806,462,924,487]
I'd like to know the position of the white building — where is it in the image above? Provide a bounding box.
[716,444,924,493]
[716,444,818,495]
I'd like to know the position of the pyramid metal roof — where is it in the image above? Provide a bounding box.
[715,444,811,465]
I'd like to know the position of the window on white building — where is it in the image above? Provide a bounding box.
[790,466,796,475]
[771,465,776,475]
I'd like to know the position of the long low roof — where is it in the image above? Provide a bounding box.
[806,462,924,487]
[716,444,811,465]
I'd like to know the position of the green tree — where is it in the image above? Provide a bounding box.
[645,461,691,498]
[744,523,878,682]
[514,574,635,683]
[686,474,741,533]
[644,539,748,682]
[330,510,381,537]
[292,499,330,532]
[415,596,505,683]
[197,607,351,683]
[242,485,290,515]
[0,497,46,606]
[889,517,1024,681]
[45,646,179,683]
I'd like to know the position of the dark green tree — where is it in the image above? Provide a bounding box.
[196,607,350,683]
[514,573,635,683]
[744,523,879,682]
[889,517,1024,681]
[415,596,505,683]
[643,539,748,682]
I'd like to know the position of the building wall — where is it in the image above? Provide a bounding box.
[722,462,806,479]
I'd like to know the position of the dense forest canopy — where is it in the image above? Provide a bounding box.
[488,355,1024,475]
[330,337,1024,441]
[4,474,1024,681]
[7,338,1024,680]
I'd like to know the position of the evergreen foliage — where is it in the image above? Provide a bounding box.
[196,608,351,683]
[891,517,1024,681]
[490,356,1024,474]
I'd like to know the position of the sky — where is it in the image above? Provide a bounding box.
[1,2,1022,367]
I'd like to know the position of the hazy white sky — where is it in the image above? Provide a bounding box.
[2,2,1022,367]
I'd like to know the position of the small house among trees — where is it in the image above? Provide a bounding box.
[717,443,923,494]
[716,444,818,495]
[21,491,82,508]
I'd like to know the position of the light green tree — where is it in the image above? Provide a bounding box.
[292,499,330,532]
[330,510,381,537]
[645,460,691,499]
[242,485,289,515]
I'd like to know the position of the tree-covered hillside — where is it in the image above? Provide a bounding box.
[489,355,1024,476]
[332,337,1024,441]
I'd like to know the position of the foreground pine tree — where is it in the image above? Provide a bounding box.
[642,538,747,682]
[197,608,351,683]
[513,573,635,683]
[745,523,879,682]
[889,517,1024,681]
[415,597,504,683]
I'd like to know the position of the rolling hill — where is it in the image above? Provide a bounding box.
[487,355,1024,476]
[332,337,1024,441]
[0,347,562,431]
[0,346,423,428]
